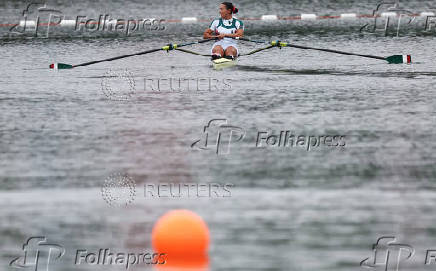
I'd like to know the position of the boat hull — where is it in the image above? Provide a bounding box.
[212,58,237,70]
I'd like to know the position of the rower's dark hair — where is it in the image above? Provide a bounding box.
[221,2,238,14]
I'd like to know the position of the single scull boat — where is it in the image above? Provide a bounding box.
[49,37,412,70]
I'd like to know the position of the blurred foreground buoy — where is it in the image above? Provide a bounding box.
[152,210,210,270]
[152,209,210,270]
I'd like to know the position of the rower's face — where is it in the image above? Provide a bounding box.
[219,4,231,17]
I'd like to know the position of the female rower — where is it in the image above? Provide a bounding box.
[203,2,244,60]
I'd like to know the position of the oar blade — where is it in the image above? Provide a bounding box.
[386,55,412,64]
[49,63,74,70]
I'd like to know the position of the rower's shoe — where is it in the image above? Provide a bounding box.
[211,54,222,60]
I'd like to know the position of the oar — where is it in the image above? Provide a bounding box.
[49,38,216,69]
[236,37,412,64]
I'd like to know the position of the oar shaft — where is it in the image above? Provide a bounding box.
[72,38,216,68]
[241,45,275,56]
[175,48,211,56]
[178,38,217,47]
[236,37,387,61]
[287,44,386,61]
[73,48,162,67]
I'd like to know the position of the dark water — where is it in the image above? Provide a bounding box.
[1,0,436,270]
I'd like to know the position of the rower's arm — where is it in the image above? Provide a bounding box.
[224,29,243,38]
[203,29,215,39]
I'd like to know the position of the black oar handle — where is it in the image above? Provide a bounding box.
[235,37,266,44]
[178,38,217,47]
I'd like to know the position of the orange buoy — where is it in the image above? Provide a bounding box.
[154,255,209,271]
[152,209,210,258]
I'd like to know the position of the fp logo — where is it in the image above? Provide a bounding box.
[10,237,65,271]
[359,1,416,36]
[9,2,63,38]
[361,236,414,271]
[191,119,245,155]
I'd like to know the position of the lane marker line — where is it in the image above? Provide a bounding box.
[381,12,397,17]
[341,13,357,19]
[182,17,198,23]
[1,11,435,28]
[301,14,317,20]
[261,15,278,21]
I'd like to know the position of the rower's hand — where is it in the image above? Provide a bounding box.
[217,34,226,40]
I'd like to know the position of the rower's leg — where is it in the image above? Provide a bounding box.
[224,46,237,58]
[212,45,224,58]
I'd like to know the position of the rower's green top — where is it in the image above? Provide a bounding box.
[209,17,244,41]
